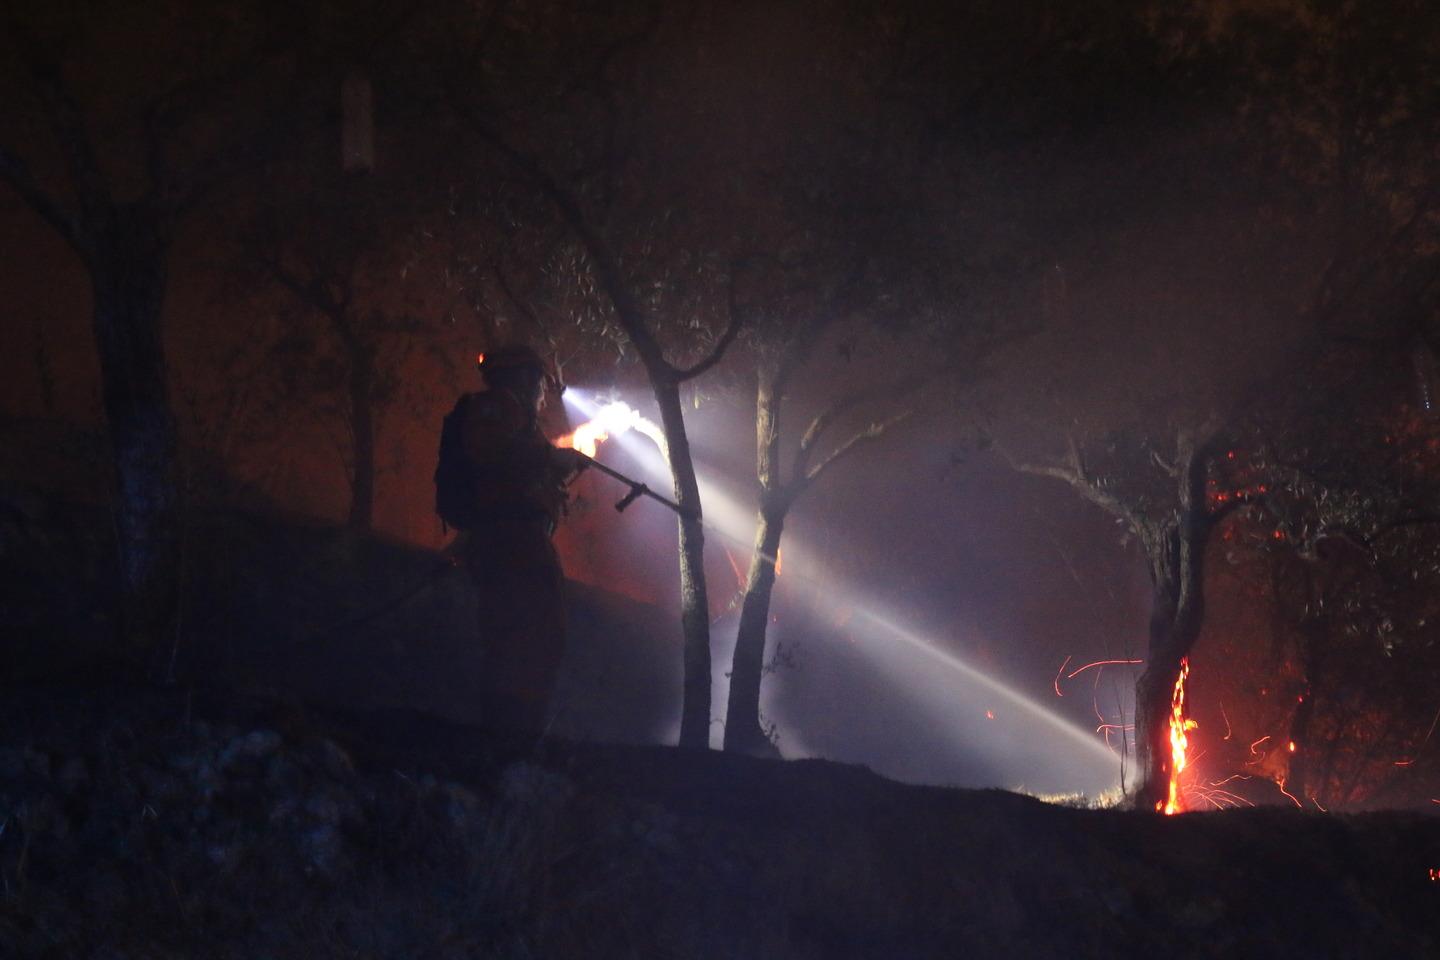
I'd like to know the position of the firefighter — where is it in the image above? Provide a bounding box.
[436,344,588,735]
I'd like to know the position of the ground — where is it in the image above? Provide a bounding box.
[3,488,1438,956]
[2,679,1438,959]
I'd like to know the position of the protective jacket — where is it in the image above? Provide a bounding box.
[452,386,570,736]
[457,389,570,531]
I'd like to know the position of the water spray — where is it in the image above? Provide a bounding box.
[561,388,1123,787]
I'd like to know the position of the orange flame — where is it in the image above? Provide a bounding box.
[557,421,609,457]
[556,401,668,462]
[1162,657,1197,815]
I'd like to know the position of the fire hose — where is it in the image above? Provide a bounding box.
[577,454,697,520]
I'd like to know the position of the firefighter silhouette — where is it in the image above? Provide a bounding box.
[436,344,587,734]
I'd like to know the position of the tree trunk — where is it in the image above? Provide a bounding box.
[724,506,786,755]
[1287,614,1326,803]
[89,205,182,669]
[346,351,376,531]
[724,364,787,755]
[653,378,712,748]
[1134,626,1187,813]
[1133,508,1211,812]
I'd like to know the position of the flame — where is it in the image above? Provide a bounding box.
[556,401,665,460]
[558,421,609,457]
[1162,657,1196,815]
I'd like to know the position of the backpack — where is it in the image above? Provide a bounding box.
[435,395,478,532]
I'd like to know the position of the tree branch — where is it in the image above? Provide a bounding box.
[262,253,346,327]
[0,143,87,255]
[444,61,672,378]
[672,264,745,382]
[794,359,944,479]
[1003,436,1141,529]
[10,33,111,225]
[800,409,914,490]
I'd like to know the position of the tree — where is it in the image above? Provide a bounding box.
[428,0,752,747]
[1216,343,1440,808]
[714,4,994,754]
[240,171,448,533]
[995,0,1440,810]
[0,1,307,665]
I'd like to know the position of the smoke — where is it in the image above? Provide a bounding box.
[562,388,1130,796]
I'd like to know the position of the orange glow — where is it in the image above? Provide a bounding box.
[558,401,667,463]
[774,547,783,577]
[477,352,485,366]
[1287,741,1297,753]
[1276,778,1302,808]
[557,421,609,457]
[1163,657,1195,816]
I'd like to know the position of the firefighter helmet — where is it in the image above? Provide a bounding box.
[478,344,546,380]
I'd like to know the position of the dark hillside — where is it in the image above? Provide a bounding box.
[0,474,681,743]
[1,681,1438,959]
[5,480,1440,958]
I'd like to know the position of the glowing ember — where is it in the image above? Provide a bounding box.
[1067,658,1144,681]
[1161,657,1197,815]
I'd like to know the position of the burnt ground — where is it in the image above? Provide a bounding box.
[1,679,1438,960]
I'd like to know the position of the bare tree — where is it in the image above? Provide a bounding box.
[430,0,749,747]
[0,2,304,666]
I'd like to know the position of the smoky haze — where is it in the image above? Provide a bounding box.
[4,0,1438,811]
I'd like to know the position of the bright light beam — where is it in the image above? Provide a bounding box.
[854,607,1120,767]
[562,386,1123,779]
